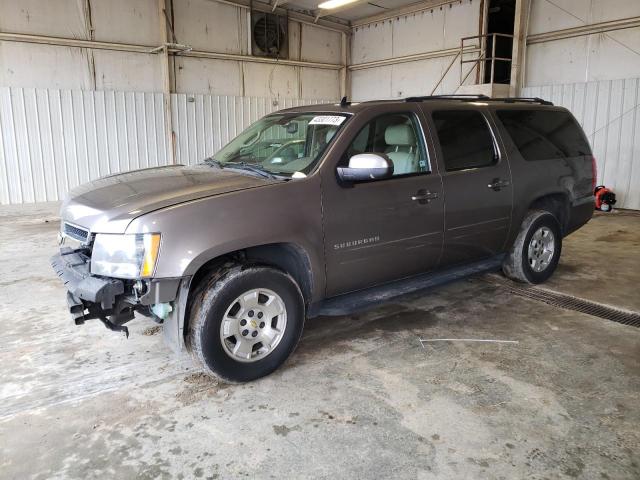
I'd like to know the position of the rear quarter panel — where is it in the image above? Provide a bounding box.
[489,106,594,243]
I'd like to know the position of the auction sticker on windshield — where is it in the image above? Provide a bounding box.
[309,115,346,126]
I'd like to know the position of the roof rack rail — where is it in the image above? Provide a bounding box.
[404,94,554,106]
[485,97,554,106]
[405,94,490,102]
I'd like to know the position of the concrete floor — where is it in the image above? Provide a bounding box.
[1,204,639,480]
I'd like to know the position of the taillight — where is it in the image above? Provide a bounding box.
[591,155,597,193]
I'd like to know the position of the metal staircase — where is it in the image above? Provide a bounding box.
[431,33,515,97]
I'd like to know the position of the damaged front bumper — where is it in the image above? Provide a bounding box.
[51,247,135,336]
[51,247,188,346]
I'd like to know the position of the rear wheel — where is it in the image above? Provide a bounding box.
[502,210,562,284]
[186,265,305,382]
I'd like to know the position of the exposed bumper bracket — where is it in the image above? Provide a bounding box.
[52,248,134,335]
[99,316,130,338]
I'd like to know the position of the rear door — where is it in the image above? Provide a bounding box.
[320,105,445,296]
[424,107,513,266]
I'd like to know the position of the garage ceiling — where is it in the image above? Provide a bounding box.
[282,0,431,22]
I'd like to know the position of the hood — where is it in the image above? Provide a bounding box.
[61,165,279,233]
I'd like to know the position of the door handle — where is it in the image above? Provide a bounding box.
[411,190,439,204]
[487,178,510,191]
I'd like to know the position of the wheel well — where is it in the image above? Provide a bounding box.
[182,243,314,344]
[186,242,314,313]
[530,193,570,233]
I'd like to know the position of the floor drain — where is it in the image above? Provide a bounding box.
[484,274,640,328]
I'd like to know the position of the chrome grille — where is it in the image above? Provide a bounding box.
[63,222,90,243]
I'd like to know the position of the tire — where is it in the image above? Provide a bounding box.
[186,264,305,382]
[502,210,562,284]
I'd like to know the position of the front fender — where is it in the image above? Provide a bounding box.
[125,175,326,301]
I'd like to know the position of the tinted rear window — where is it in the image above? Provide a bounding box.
[496,109,591,161]
[432,110,497,171]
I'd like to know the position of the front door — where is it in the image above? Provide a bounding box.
[425,107,513,266]
[321,107,445,297]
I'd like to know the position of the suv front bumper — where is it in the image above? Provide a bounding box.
[51,247,187,345]
[51,247,124,313]
[51,247,134,332]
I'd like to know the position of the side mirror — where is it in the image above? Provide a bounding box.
[336,153,394,183]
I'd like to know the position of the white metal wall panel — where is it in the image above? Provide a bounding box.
[351,54,477,101]
[351,66,393,101]
[587,28,640,81]
[523,78,640,210]
[174,57,244,96]
[0,0,88,38]
[0,42,96,91]
[443,2,480,49]
[0,88,334,204]
[528,0,591,35]
[526,0,640,86]
[352,0,479,63]
[93,50,165,93]
[525,27,640,86]
[300,68,340,99]
[242,63,300,98]
[391,57,449,98]
[0,1,339,97]
[529,0,640,35]
[299,24,342,64]
[525,36,589,86]
[90,0,162,45]
[392,9,447,58]
[352,22,394,64]
[0,87,168,204]
[590,0,640,23]
[350,0,481,101]
[172,0,245,54]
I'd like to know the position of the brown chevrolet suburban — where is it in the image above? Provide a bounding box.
[51,95,596,382]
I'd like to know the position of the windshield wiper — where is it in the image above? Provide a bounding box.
[225,162,277,179]
[203,157,279,179]
[203,157,224,168]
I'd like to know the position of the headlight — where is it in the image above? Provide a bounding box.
[91,233,161,279]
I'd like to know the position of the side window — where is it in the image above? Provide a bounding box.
[496,109,592,161]
[343,113,429,176]
[432,110,497,172]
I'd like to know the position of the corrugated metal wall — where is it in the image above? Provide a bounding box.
[523,78,640,210]
[0,88,169,204]
[0,87,333,204]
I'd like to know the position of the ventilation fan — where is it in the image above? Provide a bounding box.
[251,12,288,59]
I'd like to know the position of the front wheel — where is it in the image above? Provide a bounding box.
[502,210,562,284]
[186,265,305,382]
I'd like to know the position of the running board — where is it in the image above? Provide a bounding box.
[310,255,505,317]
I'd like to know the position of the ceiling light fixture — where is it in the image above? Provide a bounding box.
[317,0,359,9]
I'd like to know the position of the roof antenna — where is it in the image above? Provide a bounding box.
[340,96,350,107]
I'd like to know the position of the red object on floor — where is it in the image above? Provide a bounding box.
[594,185,616,212]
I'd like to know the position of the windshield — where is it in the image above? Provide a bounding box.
[209,113,348,177]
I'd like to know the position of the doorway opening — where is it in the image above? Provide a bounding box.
[484,0,515,84]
